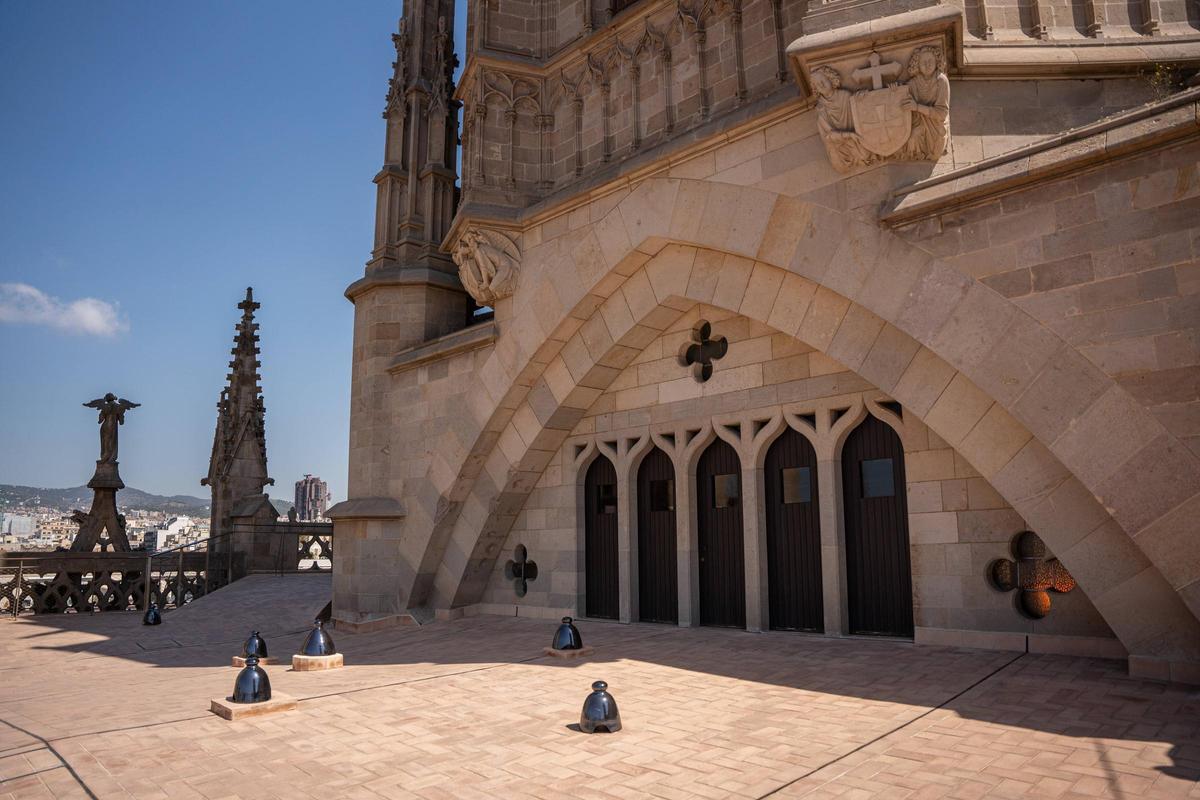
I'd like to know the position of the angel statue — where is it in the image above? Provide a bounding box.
[83,393,140,465]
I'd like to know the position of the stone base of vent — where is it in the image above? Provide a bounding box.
[543,646,594,659]
[210,693,297,721]
[292,653,344,671]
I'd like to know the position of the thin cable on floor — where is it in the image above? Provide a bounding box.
[754,651,1026,800]
[0,717,100,799]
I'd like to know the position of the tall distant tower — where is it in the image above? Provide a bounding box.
[203,288,274,544]
[294,474,329,521]
[343,0,467,503]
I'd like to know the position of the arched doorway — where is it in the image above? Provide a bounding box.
[584,455,619,620]
[696,439,745,628]
[842,414,913,637]
[764,427,823,632]
[636,447,677,624]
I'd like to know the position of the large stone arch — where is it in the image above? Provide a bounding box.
[416,178,1200,674]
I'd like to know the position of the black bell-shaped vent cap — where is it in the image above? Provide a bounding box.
[552,616,583,650]
[299,619,336,656]
[142,603,162,626]
[231,655,272,704]
[579,679,621,733]
[242,630,268,659]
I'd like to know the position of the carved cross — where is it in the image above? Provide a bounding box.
[852,51,901,89]
[504,544,538,598]
[680,321,728,383]
[987,531,1076,619]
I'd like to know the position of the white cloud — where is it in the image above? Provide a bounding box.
[0,283,129,337]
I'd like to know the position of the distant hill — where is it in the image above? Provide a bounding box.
[0,484,294,517]
[0,484,211,515]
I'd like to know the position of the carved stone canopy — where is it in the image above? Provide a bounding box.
[452,227,522,306]
[787,7,962,173]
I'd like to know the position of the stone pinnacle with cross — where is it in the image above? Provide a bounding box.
[852,51,901,89]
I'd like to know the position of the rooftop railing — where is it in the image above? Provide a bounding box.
[0,521,333,617]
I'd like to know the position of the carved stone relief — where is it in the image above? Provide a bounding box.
[811,46,949,172]
[786,7,960,173]
[452,228,522,305]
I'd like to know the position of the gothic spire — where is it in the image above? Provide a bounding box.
[203,287,272,528]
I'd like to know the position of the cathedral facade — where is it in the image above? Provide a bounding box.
[327,0,1200,683]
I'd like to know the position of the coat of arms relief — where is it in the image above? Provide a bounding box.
[811,45,950,173]
[785,6,960,174]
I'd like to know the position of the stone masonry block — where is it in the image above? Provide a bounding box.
[757,195,814,268]
[766,273,818,338]
[712,254,755,312]
[646,244,696,303]
[826,304,885,372]
[796,286,850,352]
[925,374,994,447]
[958,403,1032,479]
[739,262,785,322]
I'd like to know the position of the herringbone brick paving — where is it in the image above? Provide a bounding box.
[0,575,1197,799]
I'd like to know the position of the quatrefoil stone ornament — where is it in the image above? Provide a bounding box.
[504,544,538,597]
[680,321,728,383]
[987,530,1076,619]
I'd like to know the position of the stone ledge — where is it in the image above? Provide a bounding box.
[292,653,344,671]
[344,266,464,302]
[325,497,406,521]
[914,626,1126,660]
[332,612,424,633]
[387,320,498,375]
[882,87,1200,227]
[961,37,1200,78]
[210,693,298,721]
[1129,655,1200,686]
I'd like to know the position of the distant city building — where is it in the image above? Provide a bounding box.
[3,514,35,536]
[143,516,196,552]
[294,475,329,521]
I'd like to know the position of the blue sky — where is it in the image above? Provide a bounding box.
[0,2,466,504]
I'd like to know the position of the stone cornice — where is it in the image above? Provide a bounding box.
[787,6,964,99]
[387,320,498,375]
[960,36,1200,78]
[344,266,464,303]
[881,87,1200,227]
[325,497,407,521]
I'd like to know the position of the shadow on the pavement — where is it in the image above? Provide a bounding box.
[5,576,1199,785]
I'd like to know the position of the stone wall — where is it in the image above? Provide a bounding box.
[476,306,1120,657]
[458,0,1187,212]
[900,140,1200,458]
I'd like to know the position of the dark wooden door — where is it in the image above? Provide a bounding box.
[764,428,824,632]
[584,456,619,620]
[697,439,745,628]
[842,414,913,637]
[637,447,677,624]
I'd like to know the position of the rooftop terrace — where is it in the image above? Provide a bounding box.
[1,575,1197,799]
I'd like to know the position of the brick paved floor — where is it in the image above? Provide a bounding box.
[1,575,1197,799]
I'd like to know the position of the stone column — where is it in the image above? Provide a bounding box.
[616,468,636,624]
[817,458,847,635]
[676,454,700,627]
[742,463,769,633]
